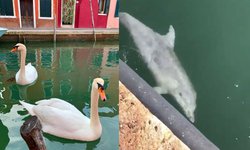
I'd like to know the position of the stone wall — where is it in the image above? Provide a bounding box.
[119,82,190,150]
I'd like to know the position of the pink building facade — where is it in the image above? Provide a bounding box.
[70,0,119,28]
[107,0,119,28]
[0,0,119,29]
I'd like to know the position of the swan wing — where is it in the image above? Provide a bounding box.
[35,98,83,116]
[33,105,90,138]
[25,63,38,83]
[15,63,38,84]
[15,70,21,81]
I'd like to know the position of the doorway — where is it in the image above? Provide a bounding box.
[20,0,34,28]
[61,0,76,28]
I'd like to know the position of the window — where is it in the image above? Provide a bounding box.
[0,0,14,16]
[114,0,119,17]
[98,0,110,14]
[40,0,52,18]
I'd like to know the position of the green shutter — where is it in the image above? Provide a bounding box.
[115,0,119,17]
[0,0,14,16]
[104,0,110,14]
[40,0,52,17]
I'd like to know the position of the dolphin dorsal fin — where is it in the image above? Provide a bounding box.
[165,25,175,49]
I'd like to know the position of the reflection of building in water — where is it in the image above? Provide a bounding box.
[59,48,73,72]
[2,45,118,107]
[99,47,118,107]
[100,47,118,76]
[41,49,53,69]
[42,79,54,98]
[5,53,19,71]
[26,50,37,66]
[0,120,9,150]
[60,79,72,98]
[8,85,20,101]
[91,49,103,68]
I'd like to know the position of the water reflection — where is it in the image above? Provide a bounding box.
[0,42,118,149]
[17,85,29,100]
[0,120,9,150]
[60,79,72,97]
[41,49,53,69]
[42,80,53,98]
[5,52,18,71]
[60,48,73,72]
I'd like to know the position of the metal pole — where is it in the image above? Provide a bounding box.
[54,13,56,42]
[89,0,97,42]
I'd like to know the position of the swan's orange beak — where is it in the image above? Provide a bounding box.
[98,88,106,101]
[11,47,17,52]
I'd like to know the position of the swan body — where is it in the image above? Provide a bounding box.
[120,12,197,122]
[11,43,38,85]
[16,63,38,85]
[20,78,106,141]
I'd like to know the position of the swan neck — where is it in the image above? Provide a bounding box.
[90,85,100,126]
[20,48,26,74]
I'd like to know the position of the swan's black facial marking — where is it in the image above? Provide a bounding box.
[179,92,182,97]
[11,45,19,52]
[97,82,106,101]
[97,82,104,90]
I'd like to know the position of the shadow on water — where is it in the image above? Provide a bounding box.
[0,120,9,150]
[44,133,101,148]
[44,133,102,150]
[0,41,119,149]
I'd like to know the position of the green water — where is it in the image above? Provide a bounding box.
[0,41,118,150]
[120,0,250,149]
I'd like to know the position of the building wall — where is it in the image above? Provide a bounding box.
[75,0,107,28]
[95,1,108,28]
[0,0,118,29]
[107,0,119,28]
[76,0,93,28]
[57,0,62,27]
[96,15,108,28]
[0,0,20,28]
[62,0,109,28]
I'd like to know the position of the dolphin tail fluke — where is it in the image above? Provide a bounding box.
[165,25,175,49]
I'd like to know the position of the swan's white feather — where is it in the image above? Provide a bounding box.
[16,63,38,85]
[20,98,101,141]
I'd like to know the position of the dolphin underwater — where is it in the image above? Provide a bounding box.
[120,12,197,122]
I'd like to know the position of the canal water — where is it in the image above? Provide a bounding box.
[120,0,250,149]
[0,41,118,150]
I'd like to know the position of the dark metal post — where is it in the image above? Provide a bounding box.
[20,116,46,150]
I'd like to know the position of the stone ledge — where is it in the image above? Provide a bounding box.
[119,82,190,150]
[0,29,118,42]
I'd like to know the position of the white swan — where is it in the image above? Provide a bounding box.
[20,78,107,141]
[11,43,38,85]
